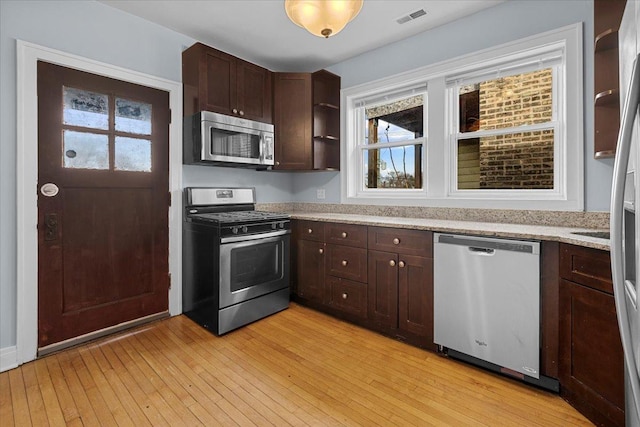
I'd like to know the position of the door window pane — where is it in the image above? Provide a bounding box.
[63,130,109,169]
[63,87,109,130]
[457,130,554,189]
[364,145,422,189]
[115,98,152,135]
[115,137,152,172]
[459,68,553,133]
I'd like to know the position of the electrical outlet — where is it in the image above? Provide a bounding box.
[316,188,326,199]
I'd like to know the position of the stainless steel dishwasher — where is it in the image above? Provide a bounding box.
[433,233,558,391]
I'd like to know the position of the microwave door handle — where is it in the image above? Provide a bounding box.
[201,121,211,160]
[259,132,264,163]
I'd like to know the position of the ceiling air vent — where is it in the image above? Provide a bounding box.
[396,8,427,25]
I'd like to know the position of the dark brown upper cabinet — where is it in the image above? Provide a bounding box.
[273,70,341,170]
[182,42,273,124]
[593,0,626,159]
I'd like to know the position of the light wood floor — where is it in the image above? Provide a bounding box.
[1,303,592,426]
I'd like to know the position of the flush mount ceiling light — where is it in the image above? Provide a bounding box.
[284,0,364,38]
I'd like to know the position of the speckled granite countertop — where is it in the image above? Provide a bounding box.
[290,212,611,251]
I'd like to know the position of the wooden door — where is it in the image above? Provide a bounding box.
[237,60,272,123]
[559,279,625,427]
[398,255,433,346]
[367,250,399,330]
[273,73,312,170]
[204,48,236,116]
[37,61,170,348]
[296,239,325,303]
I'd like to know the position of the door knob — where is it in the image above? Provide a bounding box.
[399,261,406,268]
[389,260,396,267]
[40,183,59,197]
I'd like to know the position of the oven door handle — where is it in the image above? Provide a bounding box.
[220,229,290,244]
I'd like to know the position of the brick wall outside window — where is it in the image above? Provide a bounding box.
[459,69,554,190]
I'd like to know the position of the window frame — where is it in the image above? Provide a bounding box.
[358,90,427,195]
[342,24,583,211]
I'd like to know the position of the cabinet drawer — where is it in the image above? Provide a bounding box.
[295,220,325,242]
[326,245,367,282]
[368,227,433,257]
[326,276,367,319]
[559,244,612,294]
[325,223,367,248]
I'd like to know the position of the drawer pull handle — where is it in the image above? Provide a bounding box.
[318,248,324,254]
[393,238,400,245]
[398,261,405,268]
[341,260,348,266]
[308,228,313,234]
[389,260,396,267]
[342,293,348,300]
[341,232,348,238]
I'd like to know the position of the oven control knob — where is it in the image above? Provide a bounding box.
[242,226,248,233]
[278,222,285,229]
[231,227,239,235]
[271,223,277,230]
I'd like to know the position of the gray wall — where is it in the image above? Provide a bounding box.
[0,0,294,350]
[301,0,611,211]
[0,0,610,353]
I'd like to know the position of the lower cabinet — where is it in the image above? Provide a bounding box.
[293,222,623,425]
[367,250,399,330]
[559,244,625,427]
[293,219,435,350]
[296,239,325,303]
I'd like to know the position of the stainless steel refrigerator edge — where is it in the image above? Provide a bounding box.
[611,2,640,425]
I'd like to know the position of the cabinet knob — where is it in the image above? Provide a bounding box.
[232,108,238,114]
[318,248,324,254]
[276,161,280,166]
[239,110,244,116]
[393,238,400,245]
[308,228,313,234]
[341,232,348,238]
[341,260,348,266]
[342,293,348,300]
[398,261,406,268]
[389,260,396,267]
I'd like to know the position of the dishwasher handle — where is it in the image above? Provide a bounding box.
[469,246,495,255]
[436,234,538,254]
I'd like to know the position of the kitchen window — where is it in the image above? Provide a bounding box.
[342,24,583,210]
[360,89,426,191]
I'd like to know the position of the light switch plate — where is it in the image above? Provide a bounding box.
[316,188,326,199]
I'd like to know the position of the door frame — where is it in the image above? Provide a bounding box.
[16,40,183,366]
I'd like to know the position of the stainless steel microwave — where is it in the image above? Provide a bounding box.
[183,111,274,169]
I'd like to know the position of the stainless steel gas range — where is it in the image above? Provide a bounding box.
[182,187,290,335]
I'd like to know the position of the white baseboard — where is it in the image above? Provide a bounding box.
[1,346,18,372]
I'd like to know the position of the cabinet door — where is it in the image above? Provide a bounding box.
[398,255,433,344]
[273,73,312,170]
[203,48,236,116]
[367,250,399,330]
[236,60,272,123]
[559,279,625,427]
[296,239,325,303]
